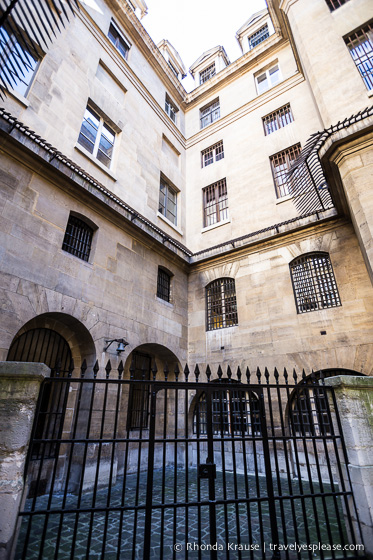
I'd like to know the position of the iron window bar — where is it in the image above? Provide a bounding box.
[62,215,93,262]
[248,24,270,49]
[325,0,351,10]
[206,277,238,331]
[157,267,171,302]
[199,63,216,85]
[344,22,373,91]
[201,140,224,168]
[290,252,341,314]
[270,143,302,198]
[263,103,293,136]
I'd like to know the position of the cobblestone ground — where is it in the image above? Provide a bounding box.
[16,469,347,560]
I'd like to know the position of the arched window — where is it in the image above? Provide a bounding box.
[206,278,238,331]
[62,214,94,262]
[193,383,261,436]
[7,328,72,459]
[289,252,341,313]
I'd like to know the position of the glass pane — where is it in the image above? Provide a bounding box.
[269,65,280,85]
[257,73,268,93]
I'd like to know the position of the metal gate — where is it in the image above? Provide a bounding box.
[15,362,364,560]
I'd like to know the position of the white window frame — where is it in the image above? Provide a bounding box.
[255,64,281,95]
[77,106,116,170]
[165,94,178,124]
[159,175,178,226]
[248,24,270,50]
[200,99,220,129]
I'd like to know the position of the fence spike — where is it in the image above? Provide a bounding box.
[319,370,325,385]
[227,365,232,381]
[274,367,279,384]
[236,366,242,382]
[118,360,124,380]
[68,359,74,378]
[174,363,180,382]
[142,359,147,381]
[293,368,298,384]
[184,364,189,382]
[54,357,62,377]
[302,369,307,383]
[194,364,200,382]
[206,364,211,382]
[310,369,317,384]
[93,360,99,378]
[256,367,261,384]
[164,362,169,382]
[264,367,270,384]
[129,357,135,380]
[246,367,251,384]
[81,359,87,378]
[217,365,223,381]
[152,360,158,381]
[105,360,112,379]
[283,367,288,384]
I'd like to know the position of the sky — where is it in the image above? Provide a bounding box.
[142,0,268,91]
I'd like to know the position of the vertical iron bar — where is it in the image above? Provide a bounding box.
[204,388,217,560]
[143,384,157,559]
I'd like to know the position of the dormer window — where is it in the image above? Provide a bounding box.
[108,22,130,59]
[200,63,216,85]
[248,24,269,49]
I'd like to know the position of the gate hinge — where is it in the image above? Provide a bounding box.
[198,463,216,479]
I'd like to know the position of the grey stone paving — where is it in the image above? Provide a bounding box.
[16,469,348,560]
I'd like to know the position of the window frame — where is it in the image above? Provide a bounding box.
[62,214,94,262]
[248,24,270,50]
[255,63,281,95]
[262,104,294,136]
[157,267,172,303]
[289,252,342,314]
[325,0,351,11]
[344,22,373,91]
[200,98,220,129]
[206,277,238,331]
[201,140,224,168]
[158,175,178,226]
[269,143,301,198]
[202,178,228,228]
[199,63,216,85]
[165,93,178,124]
[108,21,130,60]
[77,105,116,169]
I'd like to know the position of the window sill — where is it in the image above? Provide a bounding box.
[202,218,230,233]
[157,212,183,235]
[367,89,373,98]
[156,296,174,308]
[74,144,117,181]
[275,193,293,204]
[7,88,30,108]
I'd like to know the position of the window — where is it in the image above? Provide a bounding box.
[200,99,220,129]
[203,178,228,228]
[206,278,238,331]
[157,267,171,302]
[290,252,341,314]
[256,64,281,94]
[262,104,293,135]
[270,143,301,198]
[127,353,150,430]
[201,141,224,168]
[0,26,39,96]
[193,385,261,436]
[325,0,351,10]
[165,94,178,123]
[199,63,216,85]
[62,215,93,262]
[248,24,270,49]
[159,176,178,225]
[344,22,373,91]
[168,61,179,78]
[108,22,130,59]
[78,106,116,168]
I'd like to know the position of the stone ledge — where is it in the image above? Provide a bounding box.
[0,362,51,380]
[324,375,373,389]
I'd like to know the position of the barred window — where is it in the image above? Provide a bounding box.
[203,178,228,228]
[200,63,216,85]
[78,106,116,168]
[290,252,341,314]
[165,94,178,123]
[325,0,351,10]
[270,143,301,198]
[200,99,220,129]
[108,22,130,59]
[344,22,373,91]
[0,25,39,96]
[201,141,224,168]
[262,104,293,135]
[157,267,171,302]
[206,278,238,331]
[62,215,93,262]
[159,176,178,225]
[127,353,150,430]
[248,24,270,49]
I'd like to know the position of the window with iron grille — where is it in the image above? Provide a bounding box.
[159,176,178,225]
[165,94,178,123]
[157,267,171,302]
[127,353,151,430]
[248,24,270,49]
[62,215,93,262]
[199,63,216,85]
[108,22,130,59]
[206,278,238,331]
[344,22,373,91]
[262,104,293,135]
[270,143,301,198]
[203,178,228,228]
[0,24,39,96]
[200,99,220,129]
[201,141,224,168]
[78,106,116,169]
[193,385,261,436]
[290,252,341,314]
[325,0,351,10]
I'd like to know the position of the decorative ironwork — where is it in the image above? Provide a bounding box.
[206,277,237,330]
[15,362,364,559]
[157,267,171,302]
[290,252,341,313]
[270,143,301,198]
[263,103,293,135]
[203,178,228,227]
[62,214,93,262]
[344,21,373,91]
[0,0,78,99]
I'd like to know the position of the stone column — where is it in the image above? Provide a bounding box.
[324,376,373,557]
[0,362,50,560]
